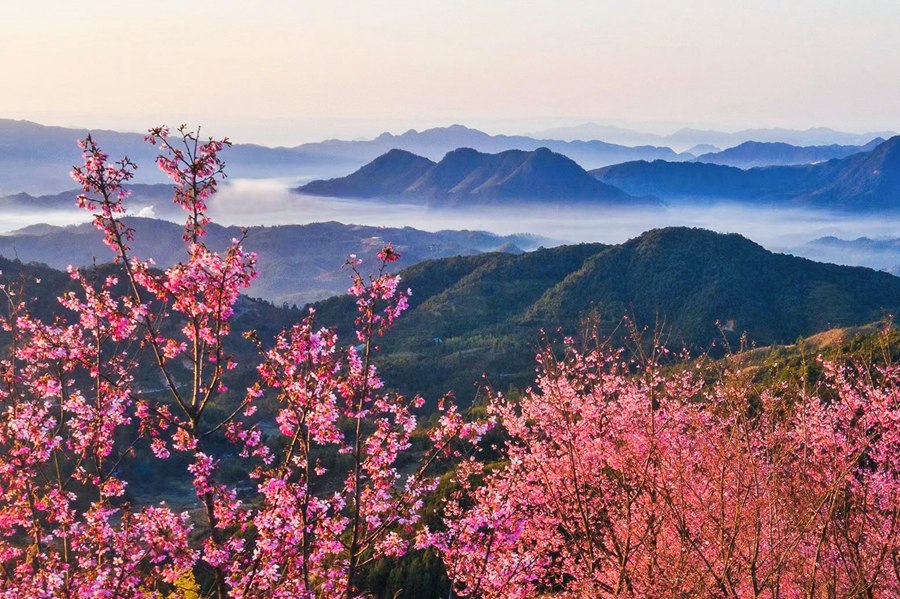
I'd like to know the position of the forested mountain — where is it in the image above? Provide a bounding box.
[9,224,894,407]
[315,227,900,403]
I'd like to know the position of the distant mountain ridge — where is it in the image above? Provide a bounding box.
[313,226,900,402]
[0,119,690,195]
[531,122,897,150]
[5,118,894,197]
[300,150,436,198]
[1,183,177,215]
[294,124,688,171]
[591,136,900,211]
[298,146,651,205]
[0,119,364,195]
[787,236,900,276]
[693,138,885,168]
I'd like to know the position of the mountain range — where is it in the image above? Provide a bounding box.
[0,119,695,197]
[314,227,900,402]
[693,138,885,168]
[0,183,179,216]
[294,124,687,171]
[0,119,357,195]
[0,218,546,305]
[0,119,685,195]
[531,123,897,150]
[5,118,896,198]
[591,136,900,211]
[2,219,898,407]
[4,226,897,408]
[298,147,652,205]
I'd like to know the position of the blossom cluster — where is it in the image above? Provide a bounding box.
[431,338,900,597]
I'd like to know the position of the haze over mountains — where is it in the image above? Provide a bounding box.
[294,124,685,171]
[787,236,900,276]
[0,119,359,195]
[3,117,898,284]
[1,183,177,213]
[592,136,900,211]
[4,118,892,197]
[0,218,545,305]
[298,147,650,205]
[296,136,900,213]
[531,122,896,150]
[1,117,898,398]
[692,138,886,168]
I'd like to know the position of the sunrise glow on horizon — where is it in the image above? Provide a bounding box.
[2,0,898,144]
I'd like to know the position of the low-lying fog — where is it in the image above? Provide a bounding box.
[3,178,899,270]
[206,180,900,254]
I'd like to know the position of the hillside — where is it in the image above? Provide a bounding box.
[300,150,436,198]
[0,218,546,305]
[798,135,900,209]
[314,227,900,403]
[591,160,822,201]
[591,136,900,210]
[298,147,648,205]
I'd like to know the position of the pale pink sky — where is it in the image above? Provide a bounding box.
[2,0,898,145]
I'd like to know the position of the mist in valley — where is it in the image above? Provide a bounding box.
[2,177,899,276]
[208,179,900,259]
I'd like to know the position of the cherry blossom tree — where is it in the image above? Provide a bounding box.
[0,127,483,598]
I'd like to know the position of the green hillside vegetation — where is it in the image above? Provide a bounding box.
[314,227,900,404]
[2,236,899,598]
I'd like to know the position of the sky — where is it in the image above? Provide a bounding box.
[2,1,899,145]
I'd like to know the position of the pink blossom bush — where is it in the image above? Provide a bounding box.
[432,337,900,597]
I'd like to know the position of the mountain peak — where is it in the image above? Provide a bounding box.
[441,146,486,159]
[300,146,653,205]
[627,226,765,255]
[296,149,435,198]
